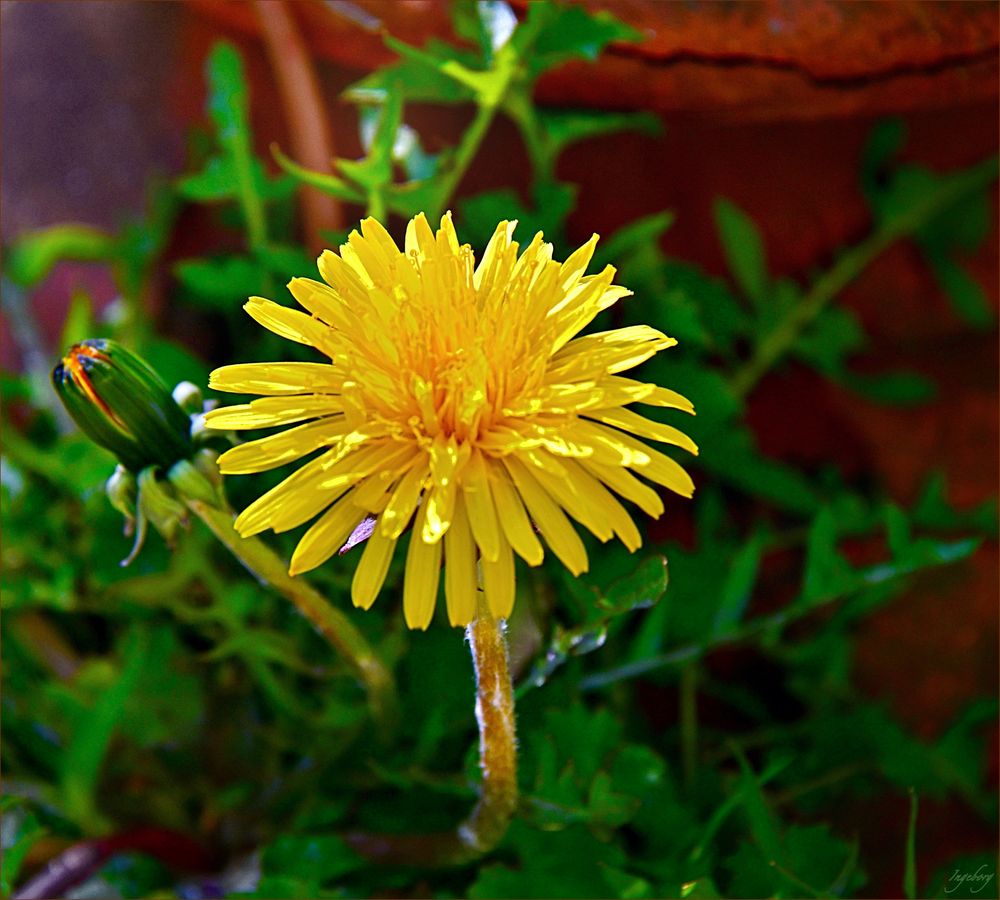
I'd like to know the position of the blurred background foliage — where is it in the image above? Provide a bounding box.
[1,1,997,898]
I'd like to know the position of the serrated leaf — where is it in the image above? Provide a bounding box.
[177,155,294,203]
[537,108,662,162]
[271,144,364,203]
[529,3,643,77]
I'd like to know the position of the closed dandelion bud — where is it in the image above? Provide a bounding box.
[172,380,204,415]
[167,458,218,505]
[52,339,193,473]
[136,468,188,546]
[106,464,138,528]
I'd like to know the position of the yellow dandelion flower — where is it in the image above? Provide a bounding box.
[205,212,696,629]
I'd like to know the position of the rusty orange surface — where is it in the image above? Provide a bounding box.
[189,0,998,119]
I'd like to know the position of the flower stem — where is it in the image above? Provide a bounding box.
[346,593,518,866]
[461,596,519,856]
[184,497,397,735]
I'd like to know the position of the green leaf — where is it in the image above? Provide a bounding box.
[271,144,364,203]
[792,306,867,376]
[469,820,630,899]
[731,745,784,864]
[924,249,994,329]
[594,212,675,269]
[713,198,769,307]
[383,33,498,99]
[176,154,238,201]
[344,89,404,192]
[5,224,116,286]
[911,471,998,537]
[600,555,668,615]
[205,42,267,247]
[459,181,576,248]
[60,624,154,827]
[260,834,363,885]
[537,108,662,161]
[0,807,45,896]
[256,243,314,279]
[699,428,821,516]
[843,369,937,406]
[174,256,263,308]
[713,531,764,637]
[861,117,907,187]
[529,3,643,77]
[177,154,294,203]
[345,41,478,105]
[202,628,323,676]
[803,508,854,602]
[519,557,667,695]
[134,335,210,392]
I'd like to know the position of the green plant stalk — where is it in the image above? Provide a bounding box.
[580,535,979,692]
[730,156,998,398]
[431,102,498,220]
[229,126,268,257]
[184,497,397,734]
[429,11,549,219]
[346,592,518,866]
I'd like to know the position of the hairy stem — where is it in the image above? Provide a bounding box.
[347,594,518,866]
[461,598,519,855]
[184,498,397,735]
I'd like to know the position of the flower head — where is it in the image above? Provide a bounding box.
[206,213,696,629]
